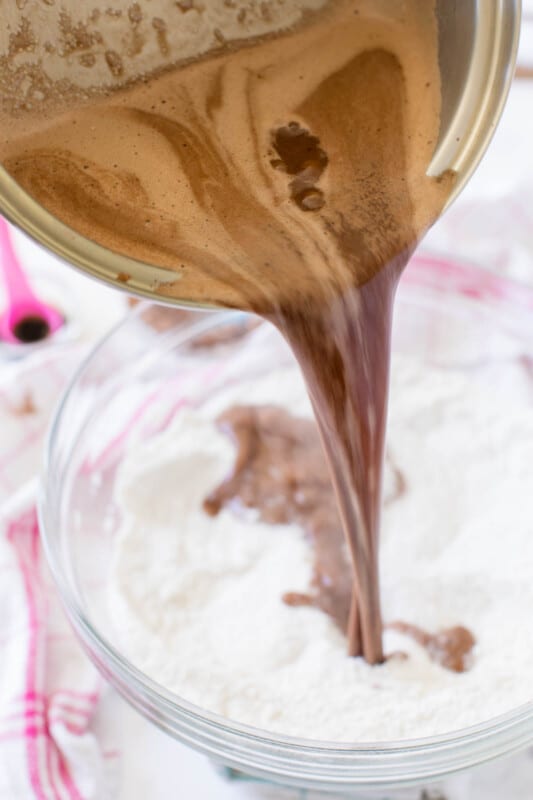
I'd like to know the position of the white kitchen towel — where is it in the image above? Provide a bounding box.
[0,347,118,800]
[0,347,81,506]
[0,483,117,800]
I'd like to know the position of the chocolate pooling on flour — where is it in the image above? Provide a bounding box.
[204,405,474,672]
[204,405,353,632]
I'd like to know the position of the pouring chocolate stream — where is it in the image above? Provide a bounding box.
[0,0,455,663]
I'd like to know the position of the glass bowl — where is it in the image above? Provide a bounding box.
[39,255,533,796]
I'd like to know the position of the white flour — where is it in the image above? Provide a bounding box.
[108,350,533,742]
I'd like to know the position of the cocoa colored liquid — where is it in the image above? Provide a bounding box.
[0,0,455,664]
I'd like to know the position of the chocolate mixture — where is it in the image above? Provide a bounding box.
[0,1,455,665]
[205,405,475,673]
[204,405,353,631]
[388,622,475,673]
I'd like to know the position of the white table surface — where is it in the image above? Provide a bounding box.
[6,60,533,800]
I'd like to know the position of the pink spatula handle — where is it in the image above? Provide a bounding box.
[0,217,63,344]
[0,218,37,307]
